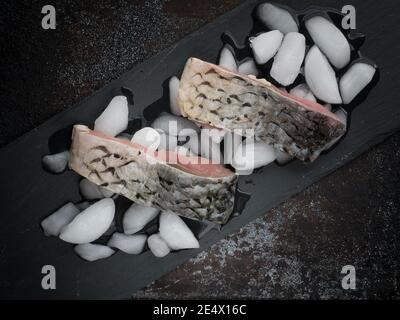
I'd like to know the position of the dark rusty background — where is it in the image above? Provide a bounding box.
[0,0,399,299]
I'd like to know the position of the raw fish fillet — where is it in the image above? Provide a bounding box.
[177,58,346,162]
[69,125,237,224]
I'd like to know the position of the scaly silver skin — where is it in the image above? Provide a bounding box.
[177,58,346,162]
[69,125,237,224]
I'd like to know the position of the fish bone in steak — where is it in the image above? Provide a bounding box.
[177,57,346,162]
[69,125,237,224]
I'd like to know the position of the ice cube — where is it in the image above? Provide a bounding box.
[131,127,161,151]
[94,96,129,137]
[74,243,115,262]
[147,233,170,258]
[250,30,283,65]
[200,132,223,164]
[274,148,293,165]
[238,58,259,76]
[159,212,200,250]
[289,83,316,102]
[107,232,147,254]
[339,62,376,104]
[232,139,276,173]
[183,134,200,155]
[123,203,159,235]
[59,198,115,244]
[104,220,117,236]
[41,202,80,237]
[169,76,181,116]
[270,32,305,86]
[224,132,242,165]
[218,46,237,72]
[42,150,70,174]
[305,91,317,102]
[257,3,298,34]
[157,132,178,151]
[305,16,351,69]
[201,127,226,144]
[175,146,197,158]
[151,113,199,137]
[305,46,342,104]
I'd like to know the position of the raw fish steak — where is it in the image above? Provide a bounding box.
[177,58,346,162]
[69,125,237,224]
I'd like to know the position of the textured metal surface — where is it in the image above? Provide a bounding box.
[0,0,399,299]
[0,0,243,147]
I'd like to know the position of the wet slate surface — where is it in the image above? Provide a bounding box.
[0,0,399,299]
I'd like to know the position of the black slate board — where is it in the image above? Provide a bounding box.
[0,0,399,299]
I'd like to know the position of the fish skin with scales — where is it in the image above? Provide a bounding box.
[177,57,346,162]
[69,125,237,224]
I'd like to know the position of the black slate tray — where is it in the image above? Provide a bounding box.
[0,0,399,299]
